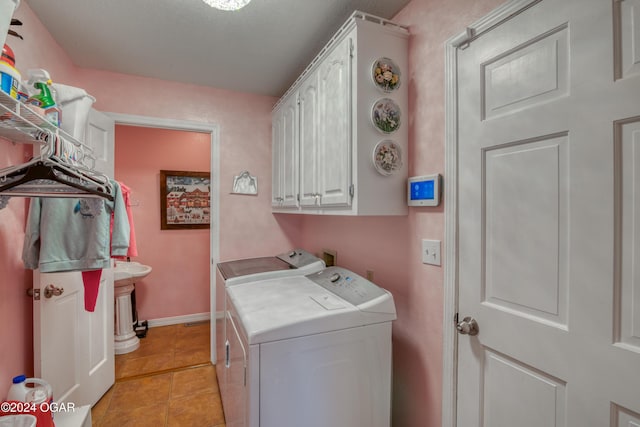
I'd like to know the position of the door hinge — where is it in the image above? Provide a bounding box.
[457,27,476,50]
[349,184,355,198]
[350,39,354,58]
[454,312,459,324]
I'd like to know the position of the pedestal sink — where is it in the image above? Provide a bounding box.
[113,261,152,355]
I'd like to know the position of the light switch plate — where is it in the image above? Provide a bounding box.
[422,239,441,266]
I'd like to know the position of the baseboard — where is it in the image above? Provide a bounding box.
[147,312,211,328]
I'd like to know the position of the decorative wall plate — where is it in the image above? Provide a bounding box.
[372,57,401,92]
[373,140,402,176]
[371,98,401,134]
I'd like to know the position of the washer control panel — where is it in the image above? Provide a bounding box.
[307,266,386,306]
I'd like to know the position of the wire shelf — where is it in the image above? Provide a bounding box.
[0,90,82,147]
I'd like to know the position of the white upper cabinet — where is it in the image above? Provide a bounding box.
[316,35,353,208]
[272,12,409,215]
[298,71,319,207]
[271,106,283,206]
[272,92,298,208]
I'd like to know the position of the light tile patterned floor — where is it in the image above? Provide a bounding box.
[91,322,225,427]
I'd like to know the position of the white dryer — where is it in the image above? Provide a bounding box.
[217,249,324,287]
[224,266,396,427]
[215,249,324,407]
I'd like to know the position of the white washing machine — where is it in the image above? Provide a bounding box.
[215,249,325,407]
[224,266,396,427]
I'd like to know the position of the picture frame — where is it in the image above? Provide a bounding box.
[160,170,211,230]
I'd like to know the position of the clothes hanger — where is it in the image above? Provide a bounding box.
[0,127,114,200]
[0,160,114,200]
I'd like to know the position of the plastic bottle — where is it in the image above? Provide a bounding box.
[6,375,53,403]
[30,81,56,108]
[7,374,28,401]
[0,60,20,99]
[0,44,20,99]
[26,69,62,126]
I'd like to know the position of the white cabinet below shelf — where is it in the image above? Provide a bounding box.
[271,11,409,216]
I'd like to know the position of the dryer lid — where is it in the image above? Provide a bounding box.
[217,256,291,280]
[217,248,323,281]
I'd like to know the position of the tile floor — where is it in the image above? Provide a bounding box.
[91,322,226,427]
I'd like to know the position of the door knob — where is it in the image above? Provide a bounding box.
[456,316,479,336]
[43,284,64,299]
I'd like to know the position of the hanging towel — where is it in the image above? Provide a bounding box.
[81,269,103,312]
[116,182,138,258]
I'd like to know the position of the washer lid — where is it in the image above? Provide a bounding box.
[217,248,324,285]
[227,267,396,345]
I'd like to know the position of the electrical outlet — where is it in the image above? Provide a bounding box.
[422,239,441,266]
[366,270,374,281]
[322,249,337,267]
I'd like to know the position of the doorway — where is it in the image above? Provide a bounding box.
[108,113,220,365]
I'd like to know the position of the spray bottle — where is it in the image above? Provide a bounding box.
[26,68,61,126]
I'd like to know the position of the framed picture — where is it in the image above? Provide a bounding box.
[160,170,211,230]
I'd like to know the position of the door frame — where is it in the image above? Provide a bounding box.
[442,1,542,425]
[105,112,221,364]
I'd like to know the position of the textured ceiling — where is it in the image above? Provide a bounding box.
[25,0,411,97]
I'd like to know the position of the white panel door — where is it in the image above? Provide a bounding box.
[281,95,299,208]
[317,35,352,207]
[271,108,284,207]
[272,95,299,208]
[299,71,319,207]
[456,0,640,425]
[85,109,114,179]
[34,268,114,406]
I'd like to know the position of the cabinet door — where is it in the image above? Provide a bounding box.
[299,72,319,207]
[317,35,353,207]
[280,95,299,207]
[271,109,283,207]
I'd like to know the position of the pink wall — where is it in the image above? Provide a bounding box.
[69,70,302,264]
[0,141,33,398]
[114,126,211,320]
[0,2,76,399]
[299,1,506,426]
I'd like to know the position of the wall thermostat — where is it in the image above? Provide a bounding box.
[408,174,442,207]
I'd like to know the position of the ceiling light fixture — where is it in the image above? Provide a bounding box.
[201,0,252,11]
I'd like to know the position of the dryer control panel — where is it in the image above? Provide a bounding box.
[276,248,324,268]
[307,267,387,306]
